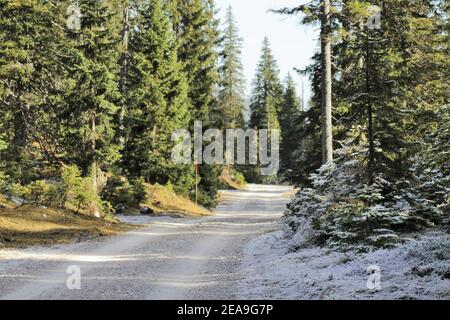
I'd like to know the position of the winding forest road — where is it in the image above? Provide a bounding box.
[0,185,292,300]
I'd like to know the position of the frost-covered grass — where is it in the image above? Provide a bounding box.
[239,228,449,300]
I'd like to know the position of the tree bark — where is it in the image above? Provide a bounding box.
[320,0,333,164]
[118,4,130,143]
[366,34,375,184]
[13,105,28,154]
[91,115,97,191]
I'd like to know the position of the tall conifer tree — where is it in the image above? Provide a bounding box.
[279,74,302,174]
[215,6,246,130]
[169,0,222,206]
[62,0,121,189]
[249,37,282,130]
[0,0,66,182]
[170,0,219,125]
[122,0,193,194]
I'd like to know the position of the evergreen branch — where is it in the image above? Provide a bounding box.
[269,5,308,16]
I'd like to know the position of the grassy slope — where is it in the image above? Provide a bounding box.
[0,183,211,248]
[0,205,131,249]
[141,183,211,217]
[219,166,247,191]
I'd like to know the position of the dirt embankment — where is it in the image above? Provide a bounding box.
[0,205,132,249]
[0,183,212,248]
[0,179,215,249]
[137,183,211,217]
[219,166,247,191]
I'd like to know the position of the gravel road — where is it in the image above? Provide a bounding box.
[0,184,292,300]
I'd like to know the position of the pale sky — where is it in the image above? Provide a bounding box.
[215,0,318,105]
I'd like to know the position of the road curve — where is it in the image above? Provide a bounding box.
[0,184,292,300]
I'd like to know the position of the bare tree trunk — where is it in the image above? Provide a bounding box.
[91,115,97,191]
[301,78,305,112]
[320,0,333,164]
[366,34,375,184]
[118,4,130,143]
[13,104,28,154]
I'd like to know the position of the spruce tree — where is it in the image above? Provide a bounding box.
[283,0,449,248]
[104,0,136,146]
[245,37,282,183]
[249,37,282,130]
[332,0,448,183]
[274,0,335,164]
[61,0,121,190]
[0,0,66,183]
[284,56,322,187]
[279,74,302,175]
[170,0,221,206]
[122,0,194,194]
[285,0,448,188]
[170,0,219,125]
[215,6,246,130]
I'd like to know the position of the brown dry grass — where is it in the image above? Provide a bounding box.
[219,166,247,191]
[0,182,210,248]
[0,206,132,249]
[141,183,211,217]
[282,188,299,198]
[0,194,15,209]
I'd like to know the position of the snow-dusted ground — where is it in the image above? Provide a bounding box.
[239,228,450,300]
[1,183,447,300]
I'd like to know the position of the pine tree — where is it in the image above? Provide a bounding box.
[214,6,246,130]
[0,0,66,183]
[249,37,282,131]
[283,0,449,249]
[273,0,334,164]
[284,55,323,187]
[169,0,222,206]
[170,0,219,125]
[244,37,282,183]
[104,0,132,145]
[122,0,194,194]
[279,74,302,175]
[61,0,121,190]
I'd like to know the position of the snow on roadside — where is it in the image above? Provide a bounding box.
[239,227,449,300]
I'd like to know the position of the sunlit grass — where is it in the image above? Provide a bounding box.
[0,206,131,248]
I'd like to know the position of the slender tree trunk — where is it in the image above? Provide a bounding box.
[366,34,375,184]
[13,105,28,154]
[320,0,333,164]
[118,4,130,143]
[91,115,97,191]
[301,78,305,112]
